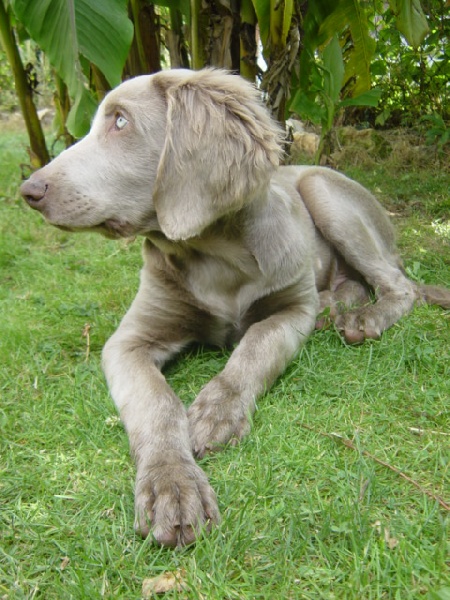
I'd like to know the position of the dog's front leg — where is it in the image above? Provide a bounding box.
[188,281,318,458]
[102,291,220,546]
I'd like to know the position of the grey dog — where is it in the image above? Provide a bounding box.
[21,69,450,547]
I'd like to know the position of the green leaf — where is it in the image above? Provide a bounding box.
[339,88,382,107]
[11,0,80,96]
[282,0,294,46]
[421,114,445,129]
[371,59,388,77]
[250,0,270,46]
[320,0,375,95]
[322,35,344,105]
[75,0,133,88]
[10,0,133,136]
[250,0,293,49]
[66,87,99,140]
[389,0,429,48]
[289,91,326,125]
[11,0,133,89]
[240,0,256,24]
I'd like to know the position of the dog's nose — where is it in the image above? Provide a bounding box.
[20,178,48,209]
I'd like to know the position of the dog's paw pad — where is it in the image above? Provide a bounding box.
[134,461,220,547]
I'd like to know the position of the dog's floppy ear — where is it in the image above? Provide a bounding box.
[152,69,283,241]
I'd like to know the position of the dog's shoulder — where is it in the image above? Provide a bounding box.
[242,172,316,283]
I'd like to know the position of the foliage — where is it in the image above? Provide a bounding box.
[286,0,447,161]
[0,44,15,110]
[421,114,450,154]
[389,0,429,48]
[290,34,382,163]
[0,0,449,165]
[0,40,53,111]
[9,0,133,138]
[372,0,449,127]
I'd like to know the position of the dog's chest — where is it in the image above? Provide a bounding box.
[170,244,268,324]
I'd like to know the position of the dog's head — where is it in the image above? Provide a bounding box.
[21,69,283,241]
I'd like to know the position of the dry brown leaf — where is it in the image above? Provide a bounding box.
[82,323,91,361]
[372,519,382,534]
[60,556,70,570]
[384,528,399,550]
[142,569,187,597]
[371,521,399,549]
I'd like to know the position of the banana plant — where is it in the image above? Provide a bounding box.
[389,0,429,48]
[7,0,133,142]
[250,0,295,120]
[288,0,428,163]
[290,35,382,164]
[1,0,433,168]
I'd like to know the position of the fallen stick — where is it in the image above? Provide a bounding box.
[300,423,450,512]
[82,322,91,362]
[408,426,450,437]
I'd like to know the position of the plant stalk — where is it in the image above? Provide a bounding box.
[0,0,50,167]
[240,0,257,81]
[190,0,203,69]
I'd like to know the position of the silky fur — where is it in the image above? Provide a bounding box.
[21,68,450,547]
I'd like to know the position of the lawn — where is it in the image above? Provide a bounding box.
[0,126,449,599]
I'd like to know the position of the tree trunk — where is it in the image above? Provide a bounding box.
[125,0,161,77]
[166,8,190,69]
[240,0,257,81]
[0,0,50,167]
[200,0,240,71]
[190,0,207,69]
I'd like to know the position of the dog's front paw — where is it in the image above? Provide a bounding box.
[188,376,252,459]
[134,458,220,547]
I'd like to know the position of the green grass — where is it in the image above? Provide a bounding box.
[1,130,449,599]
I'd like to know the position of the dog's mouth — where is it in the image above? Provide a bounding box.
[101,219,135,238]
[55,219,135,239]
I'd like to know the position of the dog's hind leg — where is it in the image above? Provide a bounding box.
[297,168,420,342]
[316,279,371,330]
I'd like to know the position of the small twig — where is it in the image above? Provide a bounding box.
[82,323,91,362]
[300,423,450,511]
[359,478,370,502]
[408,427,450,437]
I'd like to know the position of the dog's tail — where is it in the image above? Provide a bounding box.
[417,284,450,309]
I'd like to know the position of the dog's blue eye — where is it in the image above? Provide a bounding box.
[115,114,128,130]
